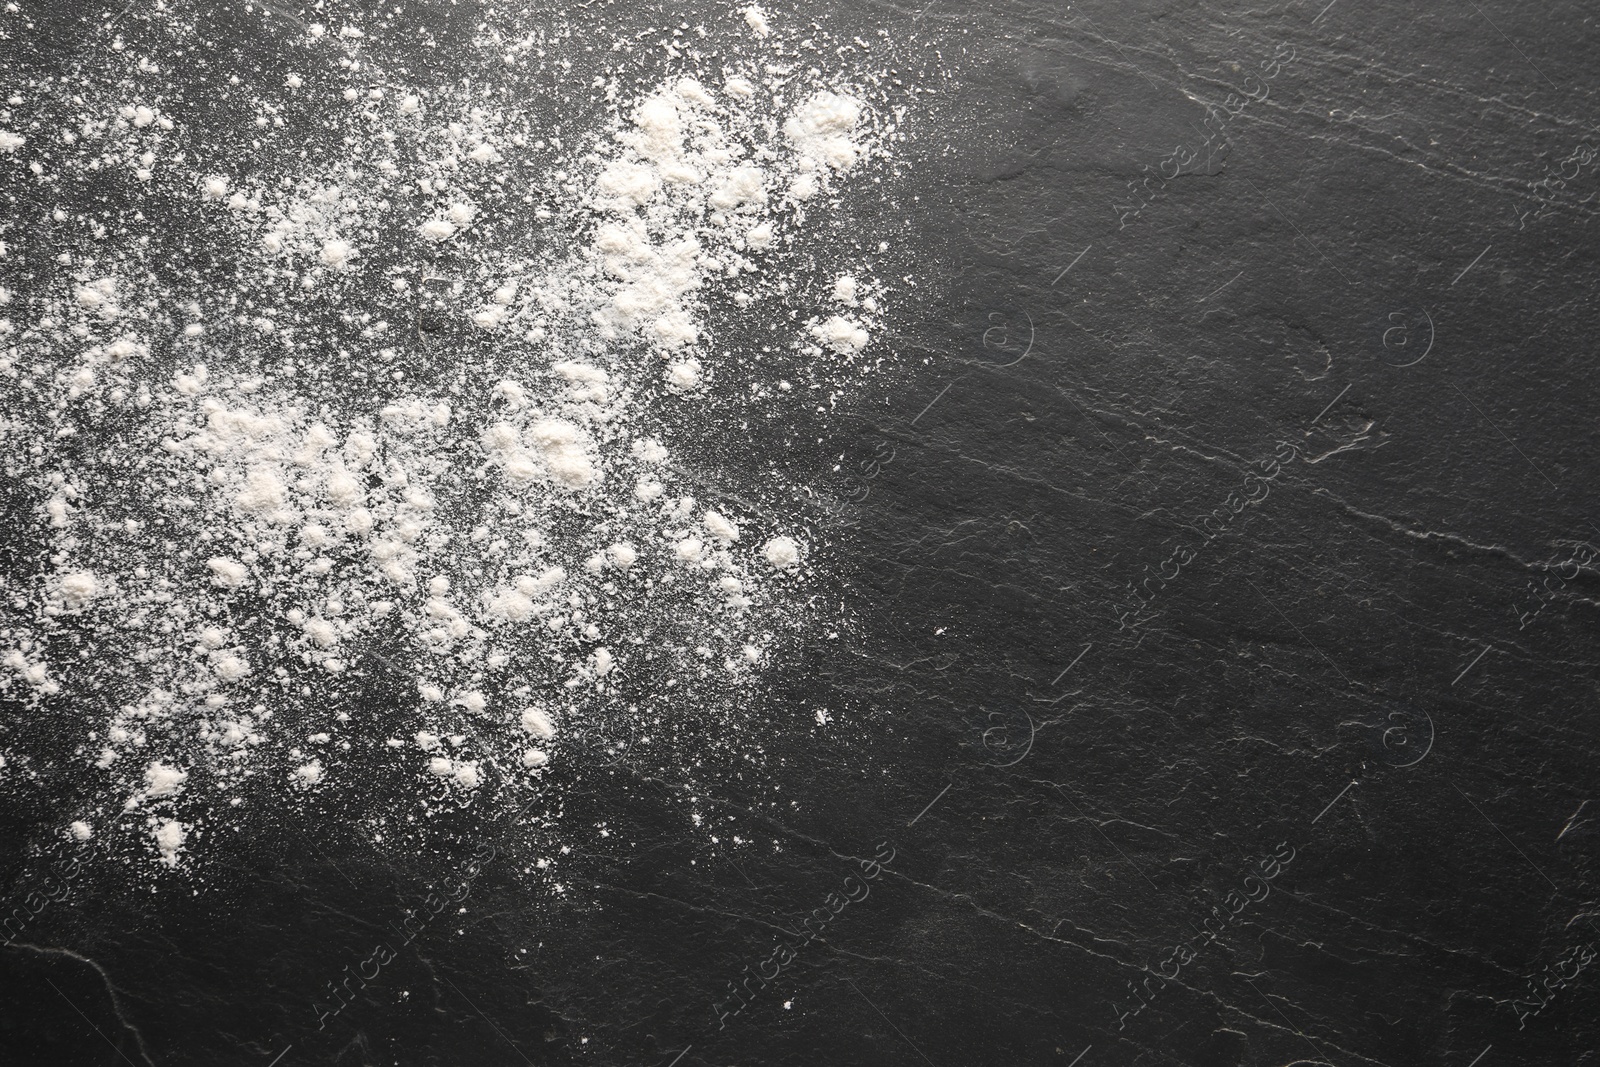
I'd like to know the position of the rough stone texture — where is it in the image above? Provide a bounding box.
[2,0,1596,1065]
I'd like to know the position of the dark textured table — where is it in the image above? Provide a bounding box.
[2,1,1597,1065]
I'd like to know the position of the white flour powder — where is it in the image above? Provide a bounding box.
[0,1,922,884]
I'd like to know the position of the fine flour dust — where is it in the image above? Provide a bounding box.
[0,1,928,887]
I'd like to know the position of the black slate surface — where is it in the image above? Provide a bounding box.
[2,1,1598,1065]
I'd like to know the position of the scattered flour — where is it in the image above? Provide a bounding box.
[812,315,871,355]
[0,0,919,884]
[743,5,772,38]
[153,818,188,867]
[764,536,801,569]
